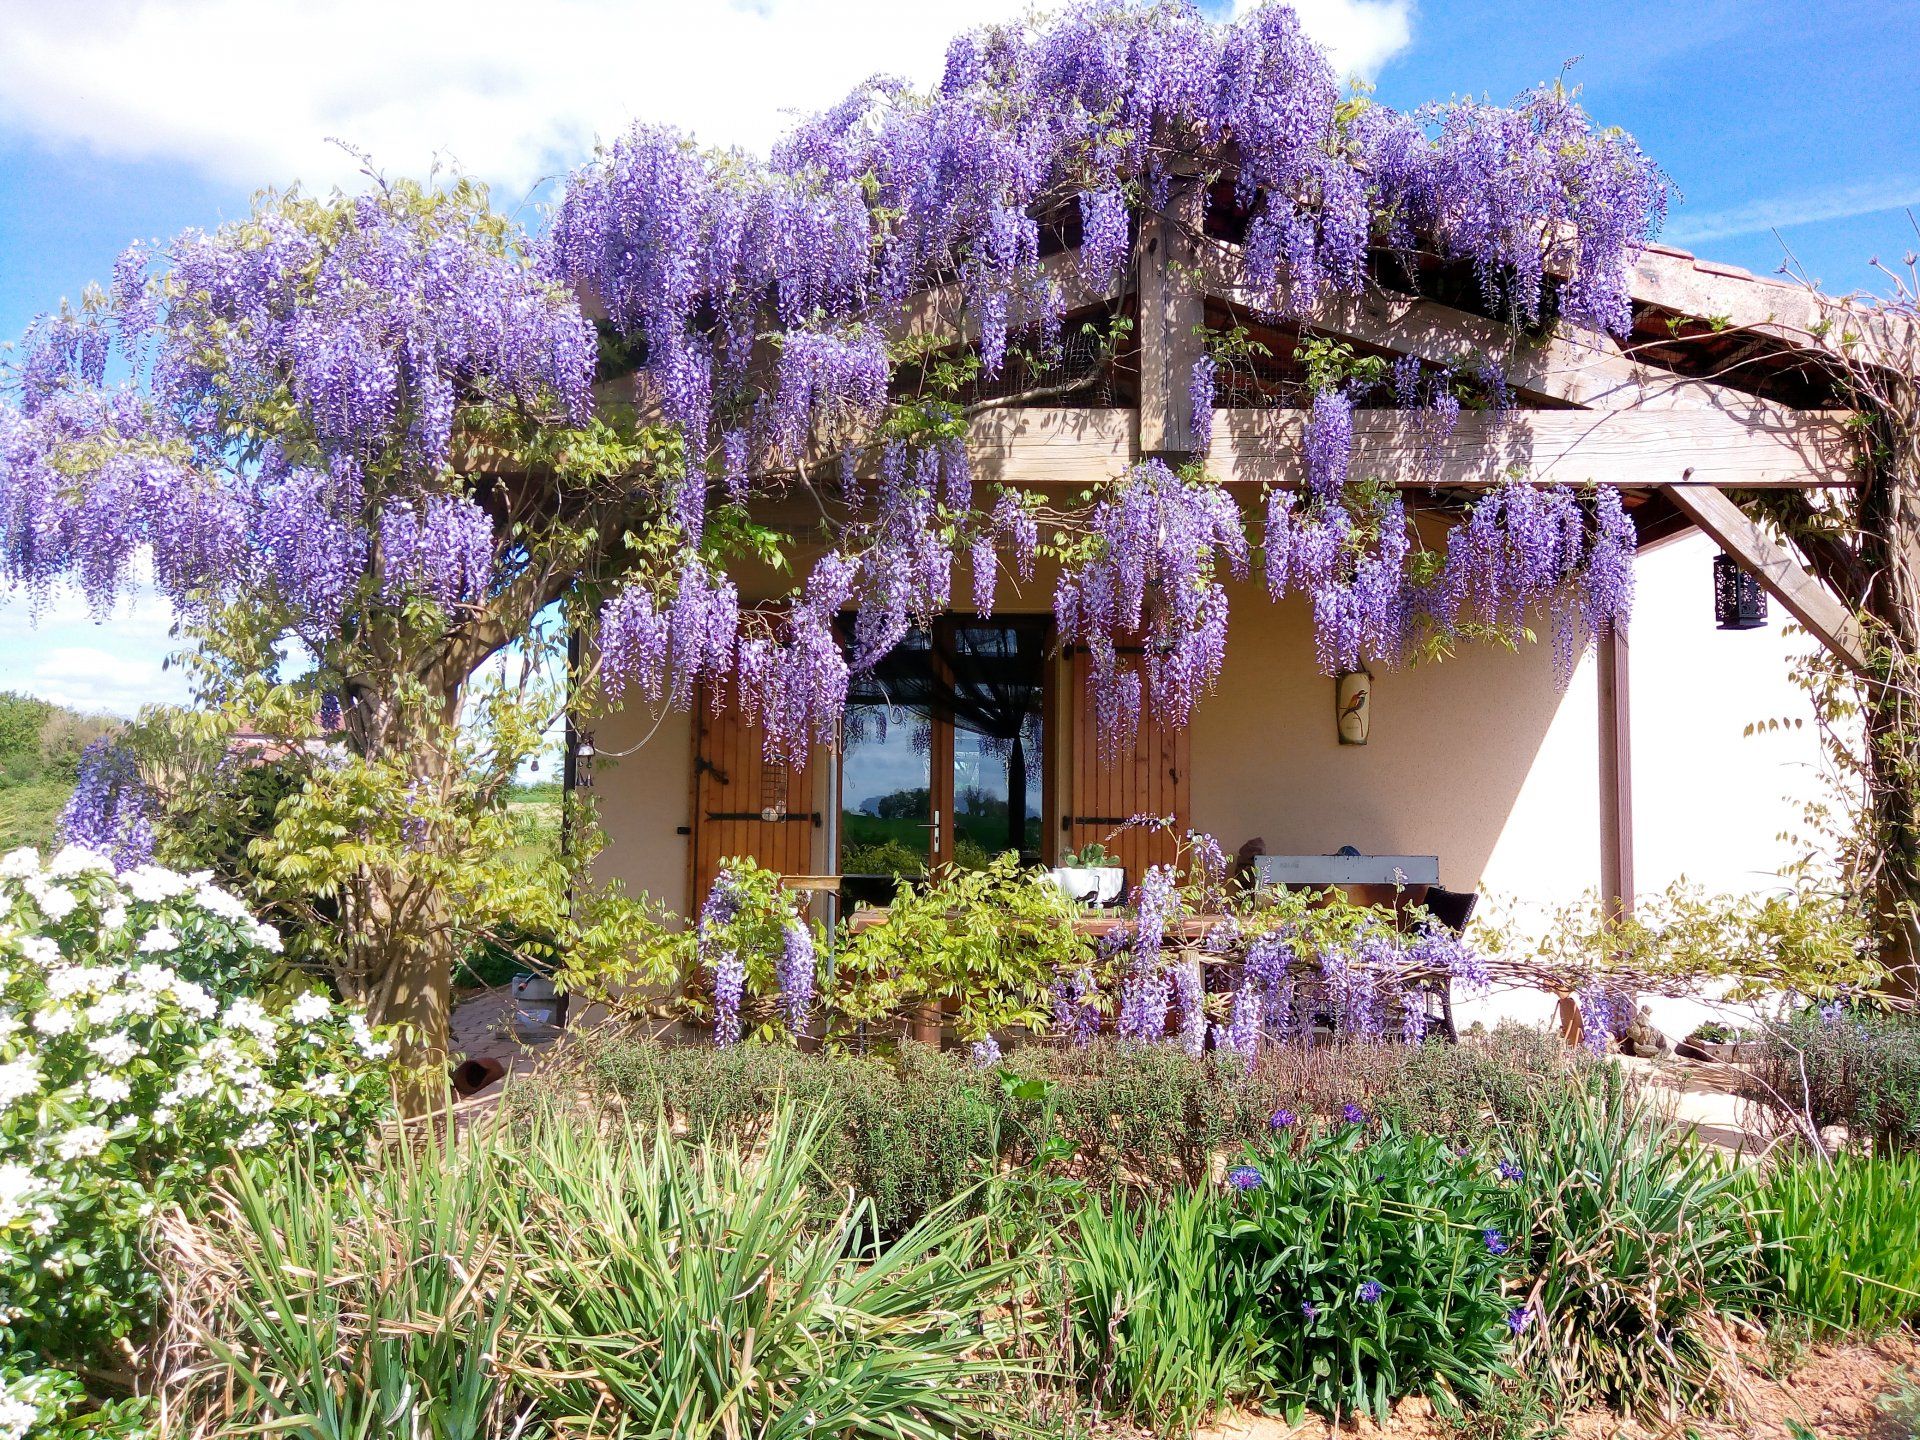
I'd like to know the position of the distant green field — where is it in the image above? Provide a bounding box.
[0,775,71,853]
[0,690,117,853]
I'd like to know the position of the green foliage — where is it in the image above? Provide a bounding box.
[0,1363,151,1440]
[554,1037,998,1233]
[1061,840,1113,867]
[1744,1151,1920,1334]
[1064,1187,1246,1433]
[165,1104,1035,1440]
[551,1026,1601,1238]
[832,853,1094,1042]
[134,672,660,1047]
[168,1127,513,1440]
[0,693,52,766]
[1478,878,1877,1003]
[563,857,820,1042]
[1218,1122,1526,1422]
[1743,1006,1920,1154]
[1510,1083,1769,1415]
[1253,1023,1600,1149]
[839,836,926,878]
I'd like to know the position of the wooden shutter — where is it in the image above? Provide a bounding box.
[1063,647,1189,888]
[689,689,817,909]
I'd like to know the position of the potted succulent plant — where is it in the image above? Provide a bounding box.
[1048,841,1126,906]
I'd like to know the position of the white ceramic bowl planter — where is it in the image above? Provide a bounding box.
[1048,866,1126,906]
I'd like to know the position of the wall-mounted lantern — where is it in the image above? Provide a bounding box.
[1336,667,1372,746]
[572,732,596,789]
[1712,553,1768,631]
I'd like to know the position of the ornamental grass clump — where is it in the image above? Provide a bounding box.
[1744,1149,1920,1334]
[1063,1186,1248,1434]
[1215,1116,1526,1421]
[163,1103,1037,1440]
[1508,1083,1769,1416]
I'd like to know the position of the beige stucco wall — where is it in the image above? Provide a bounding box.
[1187,578,1567,893]
[585,701,698,910]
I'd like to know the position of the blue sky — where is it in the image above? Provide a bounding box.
[1,0,1915,717]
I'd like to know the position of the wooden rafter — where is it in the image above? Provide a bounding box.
[1662,483,1873,673]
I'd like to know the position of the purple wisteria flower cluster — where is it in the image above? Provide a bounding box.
[693,864,819,1044]
[543,2,1662,750]
[56,739,155,871]
[1266,478,1637,681]
[2,188,592,634]
[1,1,1667,777]
[1056,461,1248,745]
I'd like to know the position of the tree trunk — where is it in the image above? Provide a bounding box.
[331,683,469,1113]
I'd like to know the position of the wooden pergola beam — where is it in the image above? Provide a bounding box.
[968,406,1858,491]
[1662,483,1874,673]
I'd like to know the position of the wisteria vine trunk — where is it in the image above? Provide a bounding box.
[1765,277,1920,997]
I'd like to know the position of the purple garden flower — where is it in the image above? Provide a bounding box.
[1226,1165,1263,1191]
[1357,1280,1383,1304]
[1496,1159,1525,1184]
[1483,1228,1510,1256]
[1300,1300,1319,1321]
[1270,1108,1297,1130]
[1341,1102,1367,1126]
[1507,1306,1534,1335]
[775,919,815,1033]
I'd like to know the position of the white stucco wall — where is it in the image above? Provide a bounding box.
[1466,529,1827,1030]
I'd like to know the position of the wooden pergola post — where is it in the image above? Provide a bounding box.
[1598,623,1635,924]
[1560,623,1636,1043]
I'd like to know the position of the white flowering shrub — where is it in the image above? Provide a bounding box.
[0,845,393,1426]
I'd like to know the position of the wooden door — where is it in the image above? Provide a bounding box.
[1063,646,1189,890]
[690,690,817,910]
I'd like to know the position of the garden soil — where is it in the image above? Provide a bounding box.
[1177,1330,1920,1439]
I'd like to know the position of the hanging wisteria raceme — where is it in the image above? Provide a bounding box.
[990,491,1039,584]
[0,184,592,645]
[776,919,816,1033]
[376,492,493,607]
[734,550,857,764]
[1171,956,1206,1057]
[1051,966,1103,1045]
[1057,460,1247,744]
[597,561,741,708]
[1189,354,1217,455]
[1118,863,1181,1043]
[57,739,155,871]
[695,868,747,1047]
[1266,479,1637,677]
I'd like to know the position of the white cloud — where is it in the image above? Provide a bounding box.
[0,570,189,717]
[17,645,189,717]
[1246,0,1412,79]
[0,0,1413,193]
[1666,176,1920,248]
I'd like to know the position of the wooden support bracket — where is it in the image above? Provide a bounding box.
[1663,483,1873,674]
